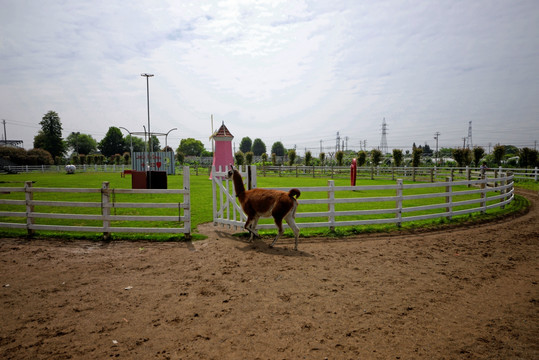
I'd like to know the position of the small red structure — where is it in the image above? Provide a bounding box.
[210,122,234,179]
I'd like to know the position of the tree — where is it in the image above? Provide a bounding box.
[305,151,312,166]
[288,149,296,166]
[239,137,252,154]
[452,148,472,168]
[125,135,146,153]
[252,138,266,156]
[261,153,268,164]
[27,148,54,165]
[245,151,254,165]
[473,146,485,167]
[319,152,325,165]
[412,147,423,167]
[150,135,160,152]
[34,111,66,160]
[336,151,344,166]
[357,151,367,166]
[271,141,285,156]
[371,149,382,166]
[163,146,174,153]
[392,149,403,167]
[519,147,538,168]
[98,127,126,157]
[234,151,245,166]
[66,132,97,155]
[493,144,505,165]
[176,152,185,164]
[177,138,204,156]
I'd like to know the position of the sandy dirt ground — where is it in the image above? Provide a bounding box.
[0,190,538,359]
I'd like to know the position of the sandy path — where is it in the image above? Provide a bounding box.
[0,190,537,359]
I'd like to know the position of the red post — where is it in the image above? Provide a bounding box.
[350,158,357,186]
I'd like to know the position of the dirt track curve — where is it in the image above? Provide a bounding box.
[1,190,538,359]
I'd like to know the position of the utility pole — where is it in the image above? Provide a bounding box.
[467,121,473,149]
[380,118,388,154]
[462,137,467,149]
[2,119,6,145]
[434,131,440,166]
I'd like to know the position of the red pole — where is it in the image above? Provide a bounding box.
[351,158,357,186]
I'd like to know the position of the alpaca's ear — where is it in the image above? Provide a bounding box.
[229,164,235,170]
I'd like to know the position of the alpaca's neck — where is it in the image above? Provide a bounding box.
[232,171,246,197]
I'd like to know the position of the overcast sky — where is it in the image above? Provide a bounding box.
[1,0,538,155]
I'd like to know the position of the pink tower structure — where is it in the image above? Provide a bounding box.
[210,122,234,179]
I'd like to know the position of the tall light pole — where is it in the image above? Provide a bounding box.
[141,73,154,170]
[165,128,177,150]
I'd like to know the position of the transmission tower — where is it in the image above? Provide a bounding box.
[467,121,473,149]
[336,131,341,152]
[380,118,388,154]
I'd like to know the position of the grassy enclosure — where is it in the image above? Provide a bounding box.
[0,170,526,240]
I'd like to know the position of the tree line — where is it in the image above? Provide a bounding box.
[2,111,537,169]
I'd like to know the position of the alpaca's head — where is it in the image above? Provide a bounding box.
[225,165,236,180]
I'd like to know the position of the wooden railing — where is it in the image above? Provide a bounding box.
[0,167,191,239]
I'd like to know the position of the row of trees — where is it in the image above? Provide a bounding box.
[231,145,538,169]
[5,111,538,168]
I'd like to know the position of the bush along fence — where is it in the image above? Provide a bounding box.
[0,167,191,239]
[212,165,515,232]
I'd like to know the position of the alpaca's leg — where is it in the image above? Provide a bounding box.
[270,218,283,248]
[245,215,260,242]
[285,213,300,251]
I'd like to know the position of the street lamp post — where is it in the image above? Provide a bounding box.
[165,128,178,150]
[119,127,134,169]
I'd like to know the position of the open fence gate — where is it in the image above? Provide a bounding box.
[212,165,257,229]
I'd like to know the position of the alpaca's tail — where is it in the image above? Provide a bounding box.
[288,188,301,199]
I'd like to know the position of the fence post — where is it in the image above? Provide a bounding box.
[396,179,403,228]
[212,166,217,225]
[412,167,416,182]
[102,182,111,241]
[430,168,434,183]
[183,166,191,239]
[370,166,374,180]
[328,180,335,232]
[450,168,454,181]
[445,177,452,220]
[480,174,486,214]
[466,166,471,187]
[25,181,35,236]
[250,165,257,188]
[535,167,538,182]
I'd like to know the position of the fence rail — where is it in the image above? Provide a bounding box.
[212,166,514,232]
[3,164,537,182]
[0,167,191,238]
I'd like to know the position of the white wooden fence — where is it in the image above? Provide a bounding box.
[212,166,514,231]
[0,167,191,239]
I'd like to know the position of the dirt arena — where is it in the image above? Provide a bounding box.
[1,190,538,359]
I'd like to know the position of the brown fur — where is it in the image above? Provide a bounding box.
[226,167,301,250]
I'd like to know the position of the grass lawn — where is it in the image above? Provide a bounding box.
[0,171,530,241]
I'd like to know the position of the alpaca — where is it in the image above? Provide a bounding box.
[225,166,301,250]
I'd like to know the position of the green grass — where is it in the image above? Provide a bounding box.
[0,171,531,241]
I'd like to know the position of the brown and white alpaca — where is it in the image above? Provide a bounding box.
[225,166,301,250]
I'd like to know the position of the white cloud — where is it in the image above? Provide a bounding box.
[0,0,537,154]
